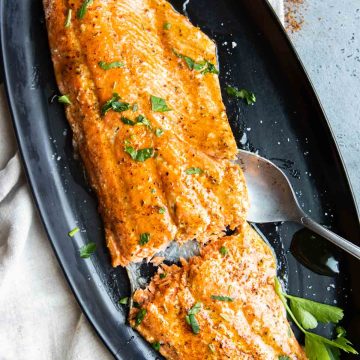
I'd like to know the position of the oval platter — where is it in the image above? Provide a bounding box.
[1,0,359,358]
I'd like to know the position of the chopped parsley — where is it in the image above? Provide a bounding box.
[58,95,71,105]
[226,85,256,105]
[135,308,147,326]
[124,144,154,162]
[139,233,150,246]
[135,114,152,128]
[98,61,124,70]
[79,242,96,258]
[185,167,203,175]
[274,278,358,358]
[77,0,93,20]
[101,93,130,116]
[118,297,129,305]
[64,9,72,28]
[219,246,228,256]
[158,207,166,214]
[278,356,290,360]
[211,295,234,302]
[159,272,167,279]
[173,50,219,75]
[121,117,136,125]
[152,341,161,351]
[155,128,164,137]
[185,302,201,334]
[68,227,80,237]
[163,22,171,30]
[151,95,172,112]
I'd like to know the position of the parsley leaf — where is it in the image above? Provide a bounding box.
[158,207,166,214]
[219,246,228,256]
[118,297,129,305]
[274,278,358,358]
[77,0,93,20]
[135,114,152,128]
[152,342,161,351]
[226,85,256,105]
[132,103,139,112]
[79,242,96,258]
[121,117,136,125]
[185,167,203,175]
[68,227,80,237]
[185,303,201,334]
[155,128,164,137]
[278,356,290,360]
[135,308,147,326]
[151,95,172,112]
[211,295,234,302]
[98,61,124,70]
[58,95,71,105]
[287,294,344,325]
[173,51,218,74]
[101,93,130,115]
[163,22,171,30]
[159,272,167,279]
[139,233,150,246]
[64,9,72,28]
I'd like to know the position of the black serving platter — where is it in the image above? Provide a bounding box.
[1,0,359,358]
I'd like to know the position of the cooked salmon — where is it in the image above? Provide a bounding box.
[130,222,307,360]
[43,0,248,266]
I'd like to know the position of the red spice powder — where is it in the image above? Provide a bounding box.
[285,0,305,32]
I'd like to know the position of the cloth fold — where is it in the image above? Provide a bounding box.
[0,2,284,359]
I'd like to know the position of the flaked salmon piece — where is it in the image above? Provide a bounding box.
[43,0,248,266]
[130,222,307,360]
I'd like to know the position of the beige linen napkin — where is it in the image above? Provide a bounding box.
[0,2,284,359]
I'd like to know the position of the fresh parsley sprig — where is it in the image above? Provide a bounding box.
[77,0,93,20]
[274,278,358,359]
[226,85,256,105]
[151,95,172,112]
[98,61,124,70]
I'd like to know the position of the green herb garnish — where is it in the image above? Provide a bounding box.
[163,22,171,30]
[64,9,72,28]
[278,356,290,360]
[154,128,164,137]
[77,0,93,20]
[158,207,166,214]
[274,278,358,358]
[58,95,71,105]
[121,117,136,125]
[135,115,152,128]
[79,242,96,258]
[118,297,129,305]
[211,295,234,302]
[139,233,150,246]
[135,308,147,326]
[98,61,124,70]
[68,227,80,237]
[124,145,154,162]
[219,246,228,256]
[174,51,218,75]
[159,273,167,279]
[226,85,256,105]
[101,93,130,115]
[152,341,161,351]
[151,95,172,112]
[185,302,201,334]
[208,344,216,353]
[185,167,203,175]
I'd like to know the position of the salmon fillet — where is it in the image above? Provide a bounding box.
[43,0,248,266]
[130,222,307,360]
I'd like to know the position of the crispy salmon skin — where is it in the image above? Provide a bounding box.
[130,223,307,360]
[43,0,248,266]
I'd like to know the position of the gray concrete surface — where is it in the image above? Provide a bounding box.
[288,0,360,211]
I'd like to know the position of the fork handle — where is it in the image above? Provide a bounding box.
[300,216,360,260]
